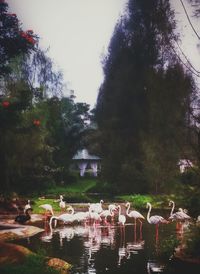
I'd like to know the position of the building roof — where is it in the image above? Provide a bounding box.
[72,149,101,160]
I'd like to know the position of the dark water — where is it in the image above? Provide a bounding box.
[13,213,200,274]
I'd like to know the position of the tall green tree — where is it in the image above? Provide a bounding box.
[95,0,195,193]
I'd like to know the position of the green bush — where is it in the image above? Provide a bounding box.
[159,235,180,261]
[0,254,58,274]
[184,226,200,257]
[180,169,200,186]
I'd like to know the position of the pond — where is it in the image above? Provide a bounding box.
[13,209,200,274]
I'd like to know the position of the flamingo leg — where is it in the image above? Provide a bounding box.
[134,224,137,242]
[155,224,159,244]
[138,219,143,235]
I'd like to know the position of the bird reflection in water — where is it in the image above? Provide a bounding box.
[40,221,53,242]
[56,227,75,247]
[118,222,145,266]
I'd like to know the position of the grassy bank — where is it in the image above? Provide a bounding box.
[9,178,197,216]
[29,178,182,214]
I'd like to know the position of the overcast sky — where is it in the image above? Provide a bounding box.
[7,0,127,108]
[7,0,200,108]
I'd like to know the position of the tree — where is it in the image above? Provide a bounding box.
[95,0,195,193]
[44,96,90,184]
[0,0,38,76]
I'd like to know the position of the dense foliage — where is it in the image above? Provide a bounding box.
[0,1,90,194]
[95,0,197,194]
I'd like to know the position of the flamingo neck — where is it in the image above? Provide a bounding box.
[126,203,130,216]
[147,204,151,223]
[118,206,121,216]
[108,206,113,216]
[170,201,175,216]
[110,208,115,217]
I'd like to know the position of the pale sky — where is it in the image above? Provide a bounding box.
[171,0,200,78]
[7,0,128,108]
[7,0,200,108]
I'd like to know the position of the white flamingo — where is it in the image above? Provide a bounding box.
[59,195,66,212]
[168,201,191,222]
[39,204,54,220]
[125,202,145,226]
[118,205,126,226]
[100,205,115,224]
[89,207,101,226]
[88,200,104,214]
[49,205,74,227]
[73,211,90,224]
[24,200,31,212]
[108,203,118,212]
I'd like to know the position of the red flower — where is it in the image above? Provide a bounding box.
[2,101,10,108]
[20,31,36,45]
[33,119,40,126]
[27,36,36,44]
[20,31,27,38]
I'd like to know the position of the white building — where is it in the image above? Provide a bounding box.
[72,149,101,177]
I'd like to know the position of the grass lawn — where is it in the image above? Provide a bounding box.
[26,178,184,213]
[46,178,97,195]
[117,193,180,209]
[31,179,97,213]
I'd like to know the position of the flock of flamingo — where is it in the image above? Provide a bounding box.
[32,196,192,236]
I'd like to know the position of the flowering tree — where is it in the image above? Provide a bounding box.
[0,0,39,192]
[0,0,38,75]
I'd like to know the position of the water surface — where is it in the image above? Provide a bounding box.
[13,211,200,274]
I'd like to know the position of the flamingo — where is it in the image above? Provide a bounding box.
[88,207,101,226]
[100,205,115,225]
[169,201,191,232]
[39,204,54,220]
[146,202,168,225]
[108,203,118,212]
[49,205,74,227]
[24,200,32,213]
[88,200,104,214]
[73,210,90,224]
[125,202,145,226]
[146,202,168,241]
[169,201,191,222]
[117,205,126,226]
[178,208,191,219]
[59,195,66,212]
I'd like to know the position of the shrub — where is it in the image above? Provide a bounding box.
[0,254,58,274]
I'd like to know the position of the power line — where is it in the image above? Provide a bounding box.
[170,45,200,77]
[175,40,200,74]
[179,0,200,40]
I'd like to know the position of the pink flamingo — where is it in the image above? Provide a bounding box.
[168,200,191,231]
[146,202,168,242]
[125,202,145,228]
[169,200,191,222]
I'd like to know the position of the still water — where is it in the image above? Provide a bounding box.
[14,211,200,274]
